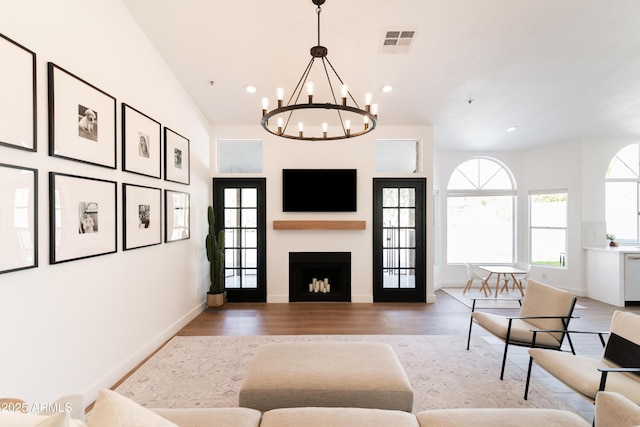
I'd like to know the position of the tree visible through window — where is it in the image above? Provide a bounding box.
[447,157,515,264]
[606,144,640,245]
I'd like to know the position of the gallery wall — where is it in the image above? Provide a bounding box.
[0,0,211,406]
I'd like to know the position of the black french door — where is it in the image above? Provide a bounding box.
[373,178,426,302]
[213,178,266,302]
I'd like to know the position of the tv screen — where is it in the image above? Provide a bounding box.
[283,169,357,212]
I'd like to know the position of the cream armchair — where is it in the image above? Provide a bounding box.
[467,279,577,380]
[524,310,640,404]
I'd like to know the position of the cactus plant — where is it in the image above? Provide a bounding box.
[206,205,225,295]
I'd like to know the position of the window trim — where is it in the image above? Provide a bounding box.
[528,189,568,269]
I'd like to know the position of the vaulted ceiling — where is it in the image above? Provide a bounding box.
[121,0,640,151]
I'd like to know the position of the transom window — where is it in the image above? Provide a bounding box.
[447,157,516,264]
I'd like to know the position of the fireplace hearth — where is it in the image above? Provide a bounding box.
[289,252,351,302]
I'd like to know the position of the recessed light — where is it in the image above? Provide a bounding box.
[245,85,257,94]
[381,85,393,93]
[506,126,519,132]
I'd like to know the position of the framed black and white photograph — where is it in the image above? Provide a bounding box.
[0,33,37,152]
[0,163,37,273]
[49,172,117,264]
[48,62,117,168]
[123,183,162,250]
[164,127,190,185]
[164,190,190,243]
[122,103,161,178]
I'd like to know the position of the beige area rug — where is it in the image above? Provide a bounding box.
[115,335,574,414]
[442,288,586,309]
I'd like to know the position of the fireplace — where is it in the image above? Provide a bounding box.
[289,252,351,302]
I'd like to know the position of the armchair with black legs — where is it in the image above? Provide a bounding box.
[466,279,577,380]
[524,310,640,405]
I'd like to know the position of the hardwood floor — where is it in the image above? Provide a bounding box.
[174,289,640,420]
[178,289,640,337]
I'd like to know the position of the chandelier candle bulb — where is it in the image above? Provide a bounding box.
[306,82,314,103]
[277,117,284,134]
[276,87,284,108]
[371,103,379,116]
[261,98,269,116]
[322,122,328,138]
[341,84,348,106]
[365,92,372,106]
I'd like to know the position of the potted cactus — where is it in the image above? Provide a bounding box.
[206,205,226,308]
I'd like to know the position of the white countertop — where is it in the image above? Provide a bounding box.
[584,245,640,253]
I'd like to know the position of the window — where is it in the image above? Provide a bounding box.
[217,140,263,173]
[447,157,515,264]
[529,191,567,267]
[606,144,640,244]
[375,140,420,173]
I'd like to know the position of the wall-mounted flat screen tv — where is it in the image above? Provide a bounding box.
[283,169,357,212]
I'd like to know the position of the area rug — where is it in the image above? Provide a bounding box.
[115,335,574,414]
[442,288,586,309]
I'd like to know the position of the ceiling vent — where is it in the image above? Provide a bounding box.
[380,30,416,54]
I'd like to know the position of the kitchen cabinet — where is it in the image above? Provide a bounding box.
[585,246,640,307]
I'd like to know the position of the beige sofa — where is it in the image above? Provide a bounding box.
[4,389,640,427]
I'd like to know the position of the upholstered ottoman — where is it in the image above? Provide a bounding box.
[239,342,414,412]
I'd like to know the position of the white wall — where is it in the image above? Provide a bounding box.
[0,0,210,406]
[210,125,435,302]
[435,140,585,296]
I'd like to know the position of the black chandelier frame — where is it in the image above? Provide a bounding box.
[260,0,377,141]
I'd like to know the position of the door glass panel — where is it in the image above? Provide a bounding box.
[400,249,415,268]
[243,229,257,247]
[241,208,257,227]
[224,209,238,227]
[399,269,415,288]
[383,188,398,207]
[243,249,257,268]
[224,188,239,207]
[399,229,415,247]
[242,269,258,288]
[225,229,239,247]
[383,208,398,226]
[399,208,415,227]
[242,188,257,207]
[399,188,415,207]
[382,271,398,288]
[383,229,398,248]
[383,249,398,268]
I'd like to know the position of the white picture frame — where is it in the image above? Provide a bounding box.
[164,127,190,185]
[122,103,161,178]
[164,190,190,242]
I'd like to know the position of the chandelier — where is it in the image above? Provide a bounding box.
[260,0,378,141]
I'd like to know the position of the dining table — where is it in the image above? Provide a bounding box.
[477,265,527,298]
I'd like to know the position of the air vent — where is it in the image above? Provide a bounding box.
[381,30,416,53]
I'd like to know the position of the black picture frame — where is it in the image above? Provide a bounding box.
[49,172,117,264]
[0,163,38,273]
[164,127,190,185]
[123,183,162,250]
[164,190,190,243]
[48,62,117,168]
[122,103,161,178]
[0,33,37,152]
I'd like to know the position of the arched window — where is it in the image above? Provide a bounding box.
[447,157,516,263]
[606,144,640,244]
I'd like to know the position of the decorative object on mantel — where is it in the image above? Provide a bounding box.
[309,278,330,293]
[607,233,619,247]
[206,205,226,309]
[260,0,378,141]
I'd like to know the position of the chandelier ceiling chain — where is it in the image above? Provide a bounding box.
[260,0,378,141]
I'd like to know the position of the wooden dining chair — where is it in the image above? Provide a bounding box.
[463,263,491,296]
